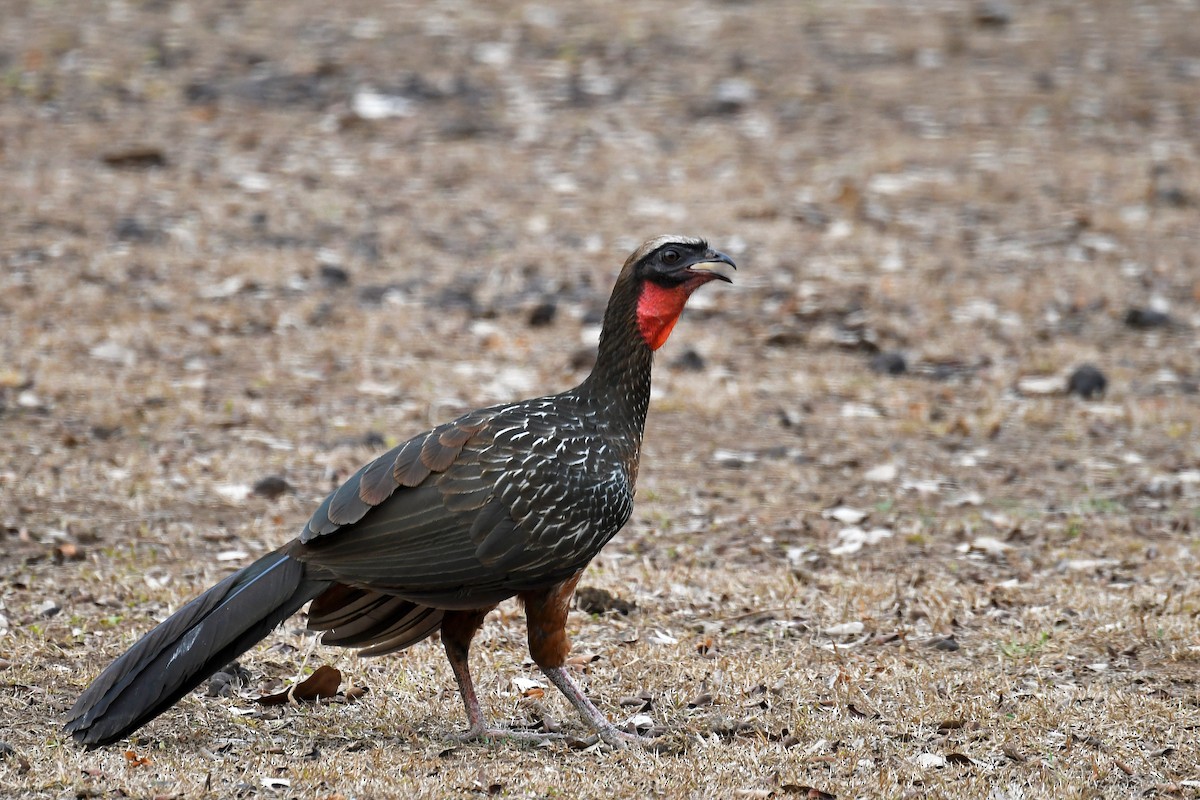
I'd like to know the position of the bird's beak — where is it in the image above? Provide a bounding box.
[687,250,737,283]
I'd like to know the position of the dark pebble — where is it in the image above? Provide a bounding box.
[362,431,388,449]
[207,661,252,696]
[252,475,292,499]
[528,301,557,327]
[870,351,908,375]
[973,0,1012,27]
[1124,308,1171,329]
[113,217,161,243]
[929,636,960,651]
[101,147,167,169]
[1067,364,1108,399]
[319,264,351,287]
[672,348,706,371]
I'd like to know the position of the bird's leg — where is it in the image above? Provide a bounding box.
[522,574,658,749]
[440,606,563,744]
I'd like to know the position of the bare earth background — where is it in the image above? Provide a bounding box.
[2,1,1199,798]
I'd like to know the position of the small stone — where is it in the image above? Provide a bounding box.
[869,351,907,375]
[36,600,61,618]
[252,476,292,499]
[711,78,757,113]
[672,348,706,372]
[207,661,252,696]
[528,302,557,327]
[1124,308,1170,329]
[101,146,167,169]
[319,264,351,287]
[1067,364,1108,399]
[973,0,1012,27]
[113,217,161,242]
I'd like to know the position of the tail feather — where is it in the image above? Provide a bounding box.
[65,548,330,747]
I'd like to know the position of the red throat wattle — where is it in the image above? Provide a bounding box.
[636,280,696,351]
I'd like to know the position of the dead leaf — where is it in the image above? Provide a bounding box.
[619,691,653,711]
[124,749,151,768]
[342,685,369,702]
[472,769,502,795]
[781,786,836,799]
[53,543,84,563]
[256,665,342,706]
[101,146,167,169]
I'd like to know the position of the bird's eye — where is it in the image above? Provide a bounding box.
[661,249,681,265]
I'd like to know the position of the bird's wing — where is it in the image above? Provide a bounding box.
[293,402,634,605]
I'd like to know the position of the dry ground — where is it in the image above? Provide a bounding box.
[2,1,1199,798]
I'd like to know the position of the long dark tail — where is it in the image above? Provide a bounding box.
[65,547,330,747]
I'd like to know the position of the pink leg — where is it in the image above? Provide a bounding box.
[521,575,659,749]
[441,607,564,744]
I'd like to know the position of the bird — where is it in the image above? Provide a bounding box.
[65,235,735,749]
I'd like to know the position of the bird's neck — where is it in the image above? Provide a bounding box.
[575,277,654,433]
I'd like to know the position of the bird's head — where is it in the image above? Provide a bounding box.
[624,235,736,351]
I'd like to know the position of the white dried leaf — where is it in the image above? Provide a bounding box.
[261,777,291,791]
[17,391,44,409]
[1061,558,1119,572]
[200,276,245,299]
[512,677,545,693]
[144,568,172,590]
[948,491,984,507]
[356,381,399,397]
[626,713,655,730]
[1017,375,1064,395]
[216,550,249,562]
[214,483,252,502]
[971,537,1012,555]
[89,340,137,366]
[649,629,678,646]
[352,89,414,120]
[917,753,948,769]
[712,449,758,467]
[902,479,943,495]
[830,526,893,556]
[824,621,864,637]
[864,463,898,483]
[824,506,867,524]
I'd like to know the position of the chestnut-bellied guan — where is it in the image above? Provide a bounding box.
[66,236,735,748]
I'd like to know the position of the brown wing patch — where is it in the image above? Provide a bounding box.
[357,449,401,505]
[325,472,374,527]
[391,435,433,488]
[420,421,485,473]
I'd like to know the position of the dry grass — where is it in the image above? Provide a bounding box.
[2,1,1199,798]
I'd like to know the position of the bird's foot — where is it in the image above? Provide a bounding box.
[574,722,665,750]
[453,723,565,746]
